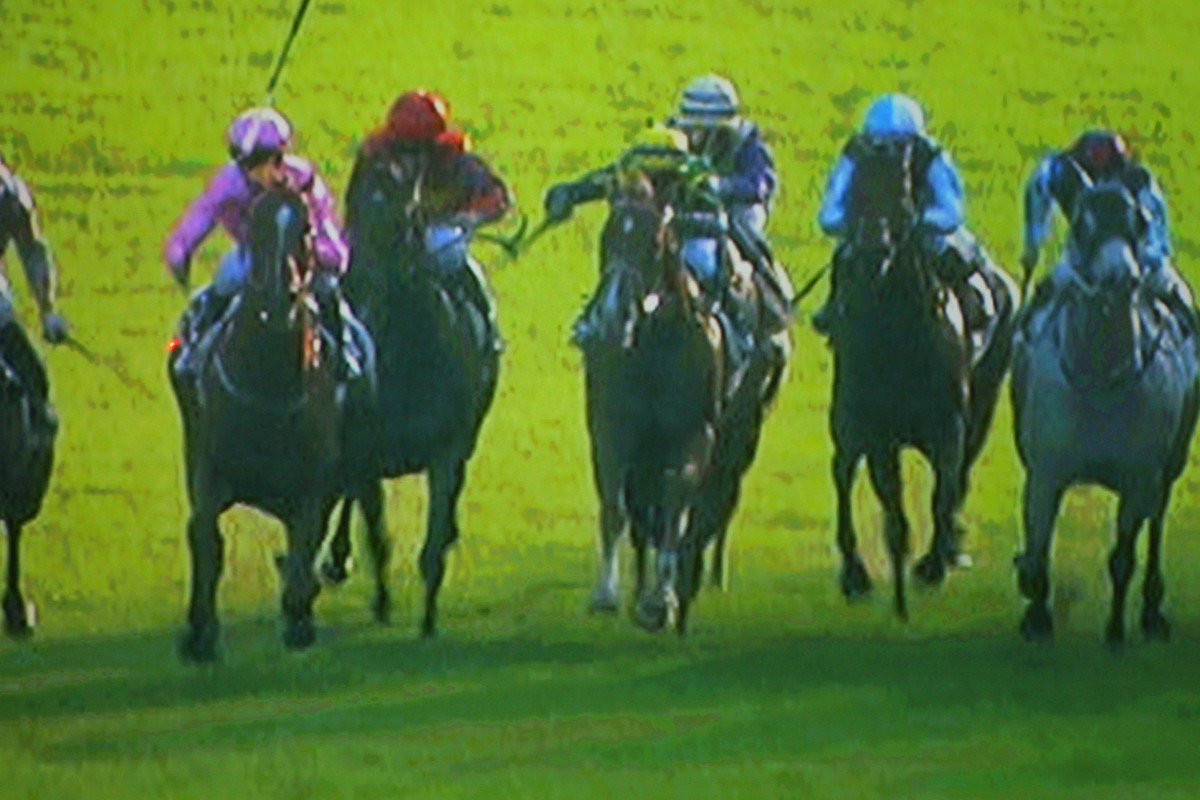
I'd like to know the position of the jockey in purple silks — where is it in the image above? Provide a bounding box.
[164,106,359,377]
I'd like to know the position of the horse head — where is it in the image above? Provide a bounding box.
[1058,184,1149,388]
[590,180,701,348]
[838,214,939,332]
[244,186,313,325]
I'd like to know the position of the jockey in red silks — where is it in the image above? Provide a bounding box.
[343,90,511,348]
[164,106,356,376]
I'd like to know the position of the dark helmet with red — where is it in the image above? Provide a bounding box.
[385,90,451,142]
[1072,130,1131,179]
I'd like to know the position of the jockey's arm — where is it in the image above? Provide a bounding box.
[1022,154,1059,265]
[714,136,776,207]
[544,166,614,222]
[817,155,855,238]
[1137,174,1173,266]
[6,174,57,317]
[303,170,350,274]
[920,151,964,235]
[164,164,236,282]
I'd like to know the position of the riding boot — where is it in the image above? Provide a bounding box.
[174,288,229,380]
[457,260,502,354]
[1017,278,1058,337]
[811,282,838,337]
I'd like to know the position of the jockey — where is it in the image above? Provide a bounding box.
[1021,129,1195,331]
[0,155,70,343]
[667,74,794,330]
[0,154,69,427]
[814,93,992,335]
[544,125,759,349]
[164,106,353,376]
[343,90,510,348]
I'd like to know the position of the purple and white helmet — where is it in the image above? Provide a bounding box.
[227,107,293,163]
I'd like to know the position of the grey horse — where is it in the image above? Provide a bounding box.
[1011,181,1200,645]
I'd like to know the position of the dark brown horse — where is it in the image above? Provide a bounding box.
[581,180,728,634]
[169,187,345,662]
[322,162,500,638]
[828,222,1017,619]
[0,321,56,637]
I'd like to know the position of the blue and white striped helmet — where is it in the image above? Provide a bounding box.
[676,74,741,126]
[862,93,926,138]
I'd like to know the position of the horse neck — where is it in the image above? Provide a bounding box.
[1058,280,1142,390]
[219,289,308,397]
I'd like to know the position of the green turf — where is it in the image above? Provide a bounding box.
[3,1,1200,796]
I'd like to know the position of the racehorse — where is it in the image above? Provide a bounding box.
[827,219,1017,619]
[169,186,345,662]
[0,321,56,637]
[323,166,500,638]
[581,178,729,634]
[1011,179,1200,645]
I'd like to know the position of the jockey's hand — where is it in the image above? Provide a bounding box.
[41,312,69,345]
[168,256,191,291]
[544,185,575,224]
[1020,248,1039,272]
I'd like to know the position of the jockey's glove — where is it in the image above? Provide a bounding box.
[41,312,69,345]
[544,184,575,223]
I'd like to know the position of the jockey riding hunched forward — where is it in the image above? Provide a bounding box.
[164,106,362,379]
[1021,129,1196,332]
[814,92,1003,337]
[343,89,511,351]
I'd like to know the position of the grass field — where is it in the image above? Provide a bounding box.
[3,1,1200,797]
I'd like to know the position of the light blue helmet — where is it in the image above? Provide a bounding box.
[862,93,926,138]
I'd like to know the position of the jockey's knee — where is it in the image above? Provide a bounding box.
[424,226,470,276]
[681,237,723,295]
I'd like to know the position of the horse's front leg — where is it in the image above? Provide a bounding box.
[180,502,224,663]
[1015,472,1064,642]
[866,447,910,620]
[1106,490,1152,647]
[281,500,324,651]
[915,420,965,587]
[833,445,869,599]
[356,479,392,625]
[590,448,626,614]
[3,521,31,638]
[1141,497,1172,642]
[420,456,465,638]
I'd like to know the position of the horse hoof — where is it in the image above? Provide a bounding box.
[1104,621,1127,652]
[1019,606,1053,643]
[2,598,33,639]
[371,591,391,625]
[179,629,219,664]
[633,595,674,633]
[840,559,872,600]
[4,617,33,640]
[913,554,947,587]
[283,619,316,651]
[589,589,620,615]
[1142,611,1171,642]
[319,559,351,587]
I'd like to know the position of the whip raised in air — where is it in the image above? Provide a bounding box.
[264,0,313,103]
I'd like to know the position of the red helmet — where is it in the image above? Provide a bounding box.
[385,90,450,142]
[1072,130,1130,179]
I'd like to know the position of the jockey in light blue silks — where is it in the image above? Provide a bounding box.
[1020,129,1196,332]
[813,93,999,335]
